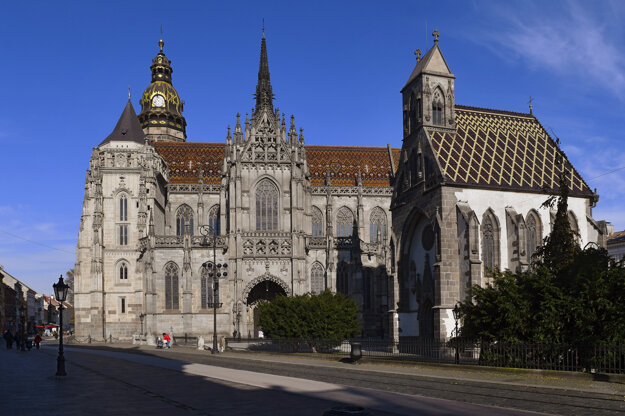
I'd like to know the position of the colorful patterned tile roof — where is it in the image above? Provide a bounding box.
[428,105,593,197]
[306,145,400,187]
[153,142,225,184]
[153,142,401,187]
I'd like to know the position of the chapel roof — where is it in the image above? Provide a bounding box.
[153,142,401,187]
[427,105,593,197]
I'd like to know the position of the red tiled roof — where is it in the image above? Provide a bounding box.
[153,142,225,184]
[306,145,400,187]
[608,230,625,244]
[428,105,593,197]
[153,142,401,187]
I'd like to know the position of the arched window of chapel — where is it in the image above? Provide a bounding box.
[432,90,444,126]
[481,209,500,272]
[200,262,216,309]
[256,179,279,231]
[312,206,324,237]
[526,210,542,261]
[176,205,194,236]
[118,261,129,280]
[336,207,354,237]
[310,262,324,295]
[208,205,220,236]
[369,207,387,243]
[119,194,128,221]
[164,262,179,310]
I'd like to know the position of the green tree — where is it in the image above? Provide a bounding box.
[257,290,360,349]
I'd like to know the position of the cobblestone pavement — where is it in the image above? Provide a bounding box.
[2,342,624,416]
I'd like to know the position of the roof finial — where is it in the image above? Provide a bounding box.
[159,39,164,54]
[262,18,265,39]
[528,96,534,115]
[414,49,422,62]
[432,29,440,44]
[128,85,131,100]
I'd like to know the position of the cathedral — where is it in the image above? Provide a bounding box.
[74,31,608,343]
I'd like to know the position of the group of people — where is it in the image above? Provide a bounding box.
[3,329,42,350]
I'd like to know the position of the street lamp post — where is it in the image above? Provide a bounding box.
[53,275,69,376]
[452,303,461,365]
[199,225,227,354]
[19,305,26,352]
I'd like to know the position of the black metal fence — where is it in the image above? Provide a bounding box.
[224,337,625,374]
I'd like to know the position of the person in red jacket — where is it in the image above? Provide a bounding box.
[34,334,42,350]
[163,333,171,349]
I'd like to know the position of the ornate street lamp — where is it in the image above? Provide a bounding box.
[200,225,227,354]
[53,274,69,376]
[19,304,26,352]
[452,303,461,365]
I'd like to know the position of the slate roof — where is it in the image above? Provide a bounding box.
[427,105,593,197]
[100,100,146,146]
[153,142,401,187]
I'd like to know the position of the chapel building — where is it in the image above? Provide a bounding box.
[74,31,608,342]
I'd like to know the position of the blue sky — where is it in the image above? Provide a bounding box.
[1,0,624,294]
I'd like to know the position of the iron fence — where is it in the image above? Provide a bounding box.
[224,337,625,374]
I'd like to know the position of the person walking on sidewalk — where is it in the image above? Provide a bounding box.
[34,334,42,350]
[163,333,171,349]
[3,330,13,349]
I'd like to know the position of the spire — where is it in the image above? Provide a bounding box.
[254,28,274,113]
[100,99,145,146]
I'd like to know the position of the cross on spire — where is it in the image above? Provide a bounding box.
[528,96,534,115]
[432,29,440,44]
[414,49,422,62]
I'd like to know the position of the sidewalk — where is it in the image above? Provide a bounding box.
[73,341,625,397]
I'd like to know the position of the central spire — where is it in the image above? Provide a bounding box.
[254,28,274,114]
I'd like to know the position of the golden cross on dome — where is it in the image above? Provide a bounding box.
[432,29,440,43]
[414,49,422,62]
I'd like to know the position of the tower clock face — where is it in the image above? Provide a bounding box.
[152,94,165,108]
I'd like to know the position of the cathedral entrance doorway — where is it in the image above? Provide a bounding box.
[398,211,436,339]
[245,279,288,337]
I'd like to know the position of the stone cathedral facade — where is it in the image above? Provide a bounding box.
[74,32,608,342]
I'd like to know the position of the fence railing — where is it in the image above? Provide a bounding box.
[224,337,625,374]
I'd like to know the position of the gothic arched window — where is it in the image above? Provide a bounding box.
[119,262,128,280]
[370,207,387,243]
[312,206,324,237]
[200,262,216,309]
[310,262,324,294]
[526,211,542,261]
[336,207,354,237]
[164,262,179,310]
[432,91,444,125]
[208,205,220,236]
[256,179,279,231]
[481,209,500,272]
[119,194,128,221]
[176,204,194,236]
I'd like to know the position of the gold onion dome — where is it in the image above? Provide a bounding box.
[138,39,186,136]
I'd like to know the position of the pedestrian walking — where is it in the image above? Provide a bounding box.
[3,330,13,349]
[34,334,42,350]
[163,333,171,349]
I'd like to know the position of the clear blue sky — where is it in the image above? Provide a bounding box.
[1,0,624,294]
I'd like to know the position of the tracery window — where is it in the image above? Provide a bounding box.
[164,262,179,310]
[119,262,128,280]
[208,205,220,236]
[526,211,542,260]
[176,205,194,236]
[200,262,216,309]
[119,194,128,221]
[370,207,387,243]
[312,206,324,237]
[119,225,128,245]
[336,207,354,237]
[256,179,279,231]
[432,91,443,125]
[481,210,500,272]
[310,262,324,295]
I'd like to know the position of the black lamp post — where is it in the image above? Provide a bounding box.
[452,303,461,365]
[53,274,69,376]
[19,304,26,352]
[199,225,227,354]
